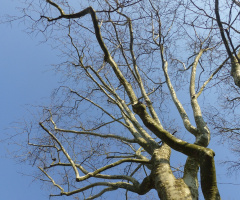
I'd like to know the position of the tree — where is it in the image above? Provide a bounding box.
[12,0,240,199]
[215,0,240,87]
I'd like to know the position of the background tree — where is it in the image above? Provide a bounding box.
[11,0,240,199]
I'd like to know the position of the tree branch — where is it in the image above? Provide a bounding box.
[161,50,198,136]
[190,49,210,147]
[215,0,233,58]
[44,0,139,104]
[132,102,220,199]
[232,0,240,7]
[196,57,229,98]
[39,122,81,181]
[55,128,136,143]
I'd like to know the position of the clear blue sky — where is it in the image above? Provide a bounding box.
[0,1,239,200]
[0,1,59,199]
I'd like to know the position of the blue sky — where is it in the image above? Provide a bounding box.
[0,1,59,199]
[0,1,239,200]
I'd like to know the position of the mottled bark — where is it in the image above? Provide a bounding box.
[151,144,192,200]
[183,157,199,200]
[133,102,221,199]
[231,50,240,87]
[26,1,223,199]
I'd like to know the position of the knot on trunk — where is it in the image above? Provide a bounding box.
[132,102,146,115]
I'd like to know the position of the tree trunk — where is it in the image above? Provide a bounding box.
[231,51,240,87]
[152,144,193,200]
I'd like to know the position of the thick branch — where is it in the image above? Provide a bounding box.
[46,0,65,15]
[232,0,240,7]
[119,101,159,154]
[214,0,232,58]
[200,151,221,200]
[44,1,138,104]
[127,16,162,126]
[190,49,210,147]
[132,102,220,199]
[133,102,199,156]
[215,0,240,87]
[138,174,155,195]
[162,58,198,136]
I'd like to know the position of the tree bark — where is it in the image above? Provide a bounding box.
[152,144,193,200]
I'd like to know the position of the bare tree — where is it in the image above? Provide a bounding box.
[214,0,240,87]
[13,0,240,199]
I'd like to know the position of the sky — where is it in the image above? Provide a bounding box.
[0,1,59,200]
[0,1,240,200]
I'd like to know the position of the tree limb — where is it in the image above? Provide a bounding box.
[44,0,139,104]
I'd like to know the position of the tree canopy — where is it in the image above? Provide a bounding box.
[10,0,240,199]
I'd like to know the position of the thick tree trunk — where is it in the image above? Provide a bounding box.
[152,144,193,200]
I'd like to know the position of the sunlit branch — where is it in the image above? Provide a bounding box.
[127,16,162,127]
[38,166,64,192]
[189,0,240,35]
[28,142,60,150]
[196,57,229,98]
[54,127,137,143]
[85,187,117,200]
[72,62,123,108]
[39,122,81,180]
[55,1,158,153]
[120,111,155,154]
[190,49,204,99]
[76,158,150,182]
[150,3,199,136]
[84,66,137,120]
[67,83,155,149]
[151,15,160,46]
[161,48,198,136]
[108,17,139,84]
[44,0,139,105]
[190,49,210,146]
[119,101,159,153]
[62,175,154,197]
[39,166,140,198]
[42,153,153,196]
[171,58,187,70]
[46,0,65,15]
[48,162,142,184]
[68,30,129,116]
[68,88,127,126]
[106,4,159,124]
